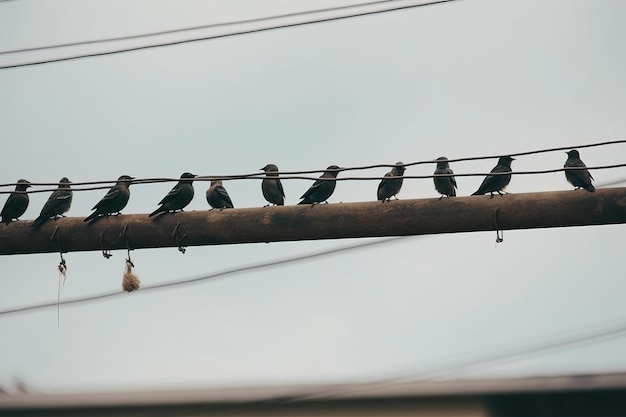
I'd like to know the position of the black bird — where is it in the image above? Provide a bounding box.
[564,149,595,192]
[149,172,196,217]
[261,163,285,206]
[433,157,457,198]
[377,162,405,202]
[1,179,31,225]
[472,156,515,198]
[32,177,73,228]
[84,175,134,222]
[206,180,234,210]
[298,165,342,205]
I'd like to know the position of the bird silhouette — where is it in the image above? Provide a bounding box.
[472,156,514,198]
[261,164,285,206]
[84,175,134,222]
[32,177,73,228]
[206,180,234,210]
[149,173,196,217]
[1,179,31,224]
[564,149,595,192]
[298,165,341,205]
[377,162,405,202]
[433,157,457,198]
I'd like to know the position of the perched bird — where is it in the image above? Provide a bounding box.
[206,180,234,210]
[472,156,515,198]
[298,165,342,205]
[377,162,405,202]
[433,157,457,198]
[261,163,285,206]
[149,172,196,217]
[84,175,134,222]
[564,149,595,192]
[32,177,73,228]
[1,179,31,225]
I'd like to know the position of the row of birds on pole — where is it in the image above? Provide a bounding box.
[0,149,596,227]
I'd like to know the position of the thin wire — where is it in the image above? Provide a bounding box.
[1,139,625,192]
[0,236,410,317]
[276,318,626,406]
[405,322,626,381]
[0,0,406,55]
[0,0,463,70]
[1,164,625,195]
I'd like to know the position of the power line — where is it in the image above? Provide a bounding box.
[407,321,626,381]
[0,236,410,317]
[1,139,625,193]
[280,318,626,405]
[2,163,625,196]
[0,0,408,55]
[0,0,463,70]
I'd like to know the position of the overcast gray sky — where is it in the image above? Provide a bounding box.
[1,0,626,394]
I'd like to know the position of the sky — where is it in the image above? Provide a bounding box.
[1,0,626,394]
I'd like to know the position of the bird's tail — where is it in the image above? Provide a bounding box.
[471,191,482,196]
[297,200,308,205]
[148,208,162,217]
[585,184,596,192]
[83,211,98,222]
[31,216,46,228]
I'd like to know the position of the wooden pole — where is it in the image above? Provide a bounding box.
[1,188,625,255]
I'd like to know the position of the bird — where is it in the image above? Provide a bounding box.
[84,175,134,222]
[149,172,196,217]
[206,180,234,210]
[32,177,73,228]
[1,179,31,225]
[564,149,595,192]
[298,165,342,205]
[472,156,515,198]
[377,162,405,202]
[433,157,457,198]
[261,163,285,206]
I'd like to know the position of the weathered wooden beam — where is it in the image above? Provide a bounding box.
[0,188,625,255]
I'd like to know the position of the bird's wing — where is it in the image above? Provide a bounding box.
[216,186,233,206]
[40,191,70,215]
[277,179,285,198]
[300,179,323,199]
[377,172,392,199]
[447,168,457,189]
[93,187,121,209]
[158,186,181,205]
[0,194,17,216]
[566,159,594,183]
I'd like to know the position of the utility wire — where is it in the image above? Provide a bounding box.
[0,0,409,55]
[1,139,625,193]
[0,237,410,317]
[0,0,463,70]
[405,321,626,381]
[277,318,626,406]
[1,164,626,195]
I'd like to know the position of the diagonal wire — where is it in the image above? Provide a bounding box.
[0,0,463,70]
[0,139,625,192]
[0,0,408,55]
[0,237,410,317]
